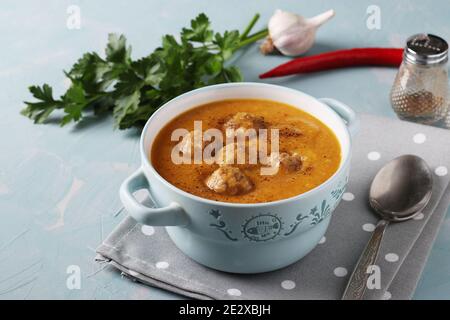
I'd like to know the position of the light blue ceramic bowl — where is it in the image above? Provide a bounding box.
[120,83,358,274]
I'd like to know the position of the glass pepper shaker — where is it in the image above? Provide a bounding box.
[390,34,449,125]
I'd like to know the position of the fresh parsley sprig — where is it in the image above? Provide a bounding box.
[22,13,267,129]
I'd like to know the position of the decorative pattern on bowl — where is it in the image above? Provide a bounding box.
[207,176,349,242]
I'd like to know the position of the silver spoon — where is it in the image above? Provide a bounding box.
[342,154,433,300]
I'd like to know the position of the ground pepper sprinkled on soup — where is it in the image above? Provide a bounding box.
[151,99,341,203]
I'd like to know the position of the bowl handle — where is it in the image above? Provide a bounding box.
[319,98,359,137]
[120,168,189,226]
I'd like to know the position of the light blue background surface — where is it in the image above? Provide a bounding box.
[1,0,449,299]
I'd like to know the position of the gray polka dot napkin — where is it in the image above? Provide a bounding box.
[96,114,450,300]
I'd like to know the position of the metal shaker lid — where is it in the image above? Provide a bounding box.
[405,33,448,65]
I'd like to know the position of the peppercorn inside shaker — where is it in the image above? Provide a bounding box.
[390,34,449,125]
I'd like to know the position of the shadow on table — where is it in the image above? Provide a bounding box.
[43,112,142,138]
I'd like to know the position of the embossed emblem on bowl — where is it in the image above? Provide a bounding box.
[242,214,283,242]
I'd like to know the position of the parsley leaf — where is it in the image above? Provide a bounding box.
[22,84,60,124]
[105,34,131,64]
[181,13,213,42]
[214,30,241,60]
[61,83,88,126]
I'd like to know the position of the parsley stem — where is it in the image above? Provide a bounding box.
[240,13,260,40]
[237,28,268,49]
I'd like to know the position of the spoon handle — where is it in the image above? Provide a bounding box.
[341,219,388,300]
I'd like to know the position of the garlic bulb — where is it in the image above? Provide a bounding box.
[261,9,335,56]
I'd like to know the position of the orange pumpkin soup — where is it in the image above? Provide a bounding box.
[151,99,341,203]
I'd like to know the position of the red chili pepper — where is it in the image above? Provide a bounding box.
[259,48,404,79]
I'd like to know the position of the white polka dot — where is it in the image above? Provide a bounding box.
[342,192,355,201]
[362,223,376,232]
[141,225,155,236]
[385,253,399,263]
[129,270,140,277]
[413,133,426,144]
[281,280,296,290]
[435,166,448,177]
[155,261,169,269]
[368,152,381,161]
[382,291,392,300]
[319,236,326,244]
[413,212,425,220]
[334,267,348,277]
[227,288,242,296]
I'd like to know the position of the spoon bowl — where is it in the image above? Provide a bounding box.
[369,154,433,221]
